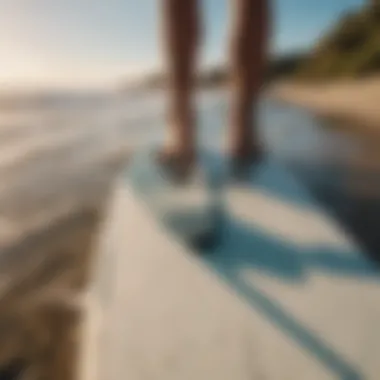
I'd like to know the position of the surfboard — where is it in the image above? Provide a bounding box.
[81,149,380,380]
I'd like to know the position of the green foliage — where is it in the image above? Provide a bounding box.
[298,0,380,80]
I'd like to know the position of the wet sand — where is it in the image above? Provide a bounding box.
[0,104,132,249]
[0,102,132,378]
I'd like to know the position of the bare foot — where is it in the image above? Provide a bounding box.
[157,147,196,184]
[229,139,263,179]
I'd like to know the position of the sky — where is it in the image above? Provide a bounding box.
[0,0,365,89]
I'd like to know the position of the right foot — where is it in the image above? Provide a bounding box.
[229,141,264,180]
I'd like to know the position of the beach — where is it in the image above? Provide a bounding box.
[270,77,380,139]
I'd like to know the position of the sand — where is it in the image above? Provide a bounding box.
[0,102,131,379]
[270,77,380,138]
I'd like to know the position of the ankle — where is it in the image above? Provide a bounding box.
[165,123,196,157]
[229,137,262,162]
[162,140,195,163]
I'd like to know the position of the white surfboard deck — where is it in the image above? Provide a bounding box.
[81,156,380,380]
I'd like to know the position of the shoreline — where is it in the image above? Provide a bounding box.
[269,77,380,140]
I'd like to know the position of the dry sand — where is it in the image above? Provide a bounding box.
[270,77,380,138]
